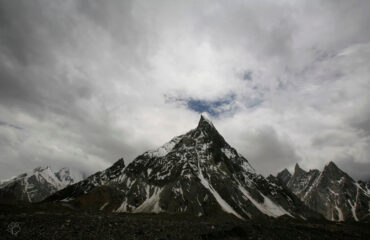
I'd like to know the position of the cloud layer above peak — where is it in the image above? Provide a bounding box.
[0,0,369,180]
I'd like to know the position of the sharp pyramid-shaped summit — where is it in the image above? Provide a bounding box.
[48,115,320,220]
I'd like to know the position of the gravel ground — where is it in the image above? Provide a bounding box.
[1,212,370,240]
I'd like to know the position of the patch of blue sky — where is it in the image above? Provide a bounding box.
[181,94,236,117]
[167,91,263,116]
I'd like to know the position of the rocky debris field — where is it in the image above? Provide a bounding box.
[1,211,370,240]
[0,201,369,240]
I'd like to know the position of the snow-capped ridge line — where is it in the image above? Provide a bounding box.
[0,166,84,202]
[278,161,370,221]
[45,116,322,221]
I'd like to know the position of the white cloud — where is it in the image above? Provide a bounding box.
[0,0,369,180]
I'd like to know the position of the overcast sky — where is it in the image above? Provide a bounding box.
[0,0,369,180]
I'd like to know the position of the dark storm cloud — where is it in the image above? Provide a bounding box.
[0,0,150,177]
[311,132,352,149]
[0,0,94,115]
[237,126,301,176]
[336,155,370,181]
[348,103,370,136]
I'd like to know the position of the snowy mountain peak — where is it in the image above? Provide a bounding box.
[199,114,214,126]
[55,167,71,179]
[48,117,320,221]
[0,166,84,202]
[55,167,83,186]
[196,115,218,135]
[33,166,51,172]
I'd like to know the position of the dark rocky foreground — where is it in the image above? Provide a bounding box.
[1,202,370,240]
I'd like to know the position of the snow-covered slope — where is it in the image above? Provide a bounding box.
[0,166,83,202]
[48,116,320,220]
[277,162,370,221]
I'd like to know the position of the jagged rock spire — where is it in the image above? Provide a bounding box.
[197,114,215,130]
[280,168,291,175]
[324,161,339,171]
[281,161,370,221]
[294,163,306,175]
[277,168,292,185]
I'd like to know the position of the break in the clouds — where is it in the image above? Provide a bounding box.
[0,0,369,180]
[167,93,238,117]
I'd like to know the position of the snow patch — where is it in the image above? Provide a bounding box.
[134,187,163,213]
[221,148,236,159]
[241,161,255,173]
[328,188,339,196]
[335,205,344,221]
[100,202,109,210]
[355,182,370,197]
[60,197,75,202]
[116,200,129,212]
[337,177,345,184]
[197,163,244,219]
[347,199,359,221]
[145,135,183,158]
[238,184,292,218]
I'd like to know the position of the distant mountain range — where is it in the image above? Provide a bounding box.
[0,166,83,202]
[46,116,320,220]
[1,116,369,222]
[275,162,370,221]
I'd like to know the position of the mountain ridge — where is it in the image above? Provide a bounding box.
[277,161,370,221]
[46,115,321,221]
[0,166,83,202]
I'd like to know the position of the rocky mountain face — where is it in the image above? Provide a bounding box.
[276,168,292,185]
[48,116,321,220]
[277,162,370,221]
[47,158,126,202]
[286,164,321,201]
[0,167,83,202]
